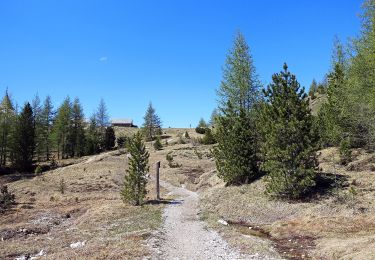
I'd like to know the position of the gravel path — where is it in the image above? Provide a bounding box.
[148,180,264,260]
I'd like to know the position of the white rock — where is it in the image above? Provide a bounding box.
[70,241,86,249]
[217,219,228,226]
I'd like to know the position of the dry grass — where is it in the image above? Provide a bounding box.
[3,127,375,259]
[0,150,165,259]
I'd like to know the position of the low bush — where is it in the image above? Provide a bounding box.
[153,136,163,150]
[195,127,206,134]
[0,185,15,213]
[201,128,216,145]
[339,138,352,165]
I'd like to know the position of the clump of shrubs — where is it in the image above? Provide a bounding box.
[201,128,216,145]
[153,136,163,150]
[117,136,127,148]
[34,165,43,174]
[0,185,15,213]
[195,127,206,134]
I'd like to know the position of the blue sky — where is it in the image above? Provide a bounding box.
[0,0,362,127]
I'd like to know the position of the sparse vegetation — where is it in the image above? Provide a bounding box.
[59,178,66,194]
[153,136,163,150]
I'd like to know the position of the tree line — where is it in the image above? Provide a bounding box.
[0,94,116,172]
[213,0,375,200]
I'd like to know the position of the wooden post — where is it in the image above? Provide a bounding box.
[155,161,161,200]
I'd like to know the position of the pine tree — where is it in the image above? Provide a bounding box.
[214,31,261,185]
[104,126,116,150]
[261,64,317,199]
[308,79,318,99]
[153,135,162,150]
[12,103,35,171]
[85,114,100,155]
[142,102,162,141]
[214,103,258,184]
[121,132,149,206]
[0,90,16,166]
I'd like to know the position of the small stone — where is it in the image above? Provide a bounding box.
[217,219,228,226]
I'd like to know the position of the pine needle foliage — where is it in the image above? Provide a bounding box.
[261,64,318,199]
[121,132,149,206]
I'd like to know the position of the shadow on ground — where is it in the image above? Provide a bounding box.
[145,199,183,205]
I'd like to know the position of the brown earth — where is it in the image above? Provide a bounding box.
[1,128,375,259]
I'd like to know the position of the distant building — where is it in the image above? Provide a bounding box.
[111,119,137,127]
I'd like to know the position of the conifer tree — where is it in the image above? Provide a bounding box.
[96,98,109,149]
[0,90,16,166]
[32,94,44,161]
[308,79,318,99]
[209,108,219,126]
[217,31,260,112]
[53,97,72,159]
[41,96,54,161]
[214,31,261,185]
[12,103,35,171]
[121,132,149,206]
[142,102,162,141]
[197,118,207,128]
[85,114,100,155]
[71,98,86,157]
[104,126,116,150]
[261,64,317,199]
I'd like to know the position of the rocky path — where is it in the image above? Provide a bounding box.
[148,180,263,260]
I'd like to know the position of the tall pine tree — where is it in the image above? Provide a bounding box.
[261,64,317,199]
[12,103,35,171]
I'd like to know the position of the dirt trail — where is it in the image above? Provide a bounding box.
[148,180,266,260]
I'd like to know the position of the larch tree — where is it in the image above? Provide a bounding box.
[0,90,16,166]
[142,102,162,141]
[214,31,261,185]
[41,96,54,161]
[53,97,72,159]
[96,98,110,150]
[32,94,44,161]
[71,98,86,157]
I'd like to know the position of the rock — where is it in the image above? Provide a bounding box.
[217,219,228,226]
[70,241,86,249]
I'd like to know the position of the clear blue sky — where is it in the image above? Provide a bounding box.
[0,0,362,127]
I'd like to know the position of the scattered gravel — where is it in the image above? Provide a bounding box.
[148,180,267,259]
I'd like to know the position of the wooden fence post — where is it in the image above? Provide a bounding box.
[155,161,161,200]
